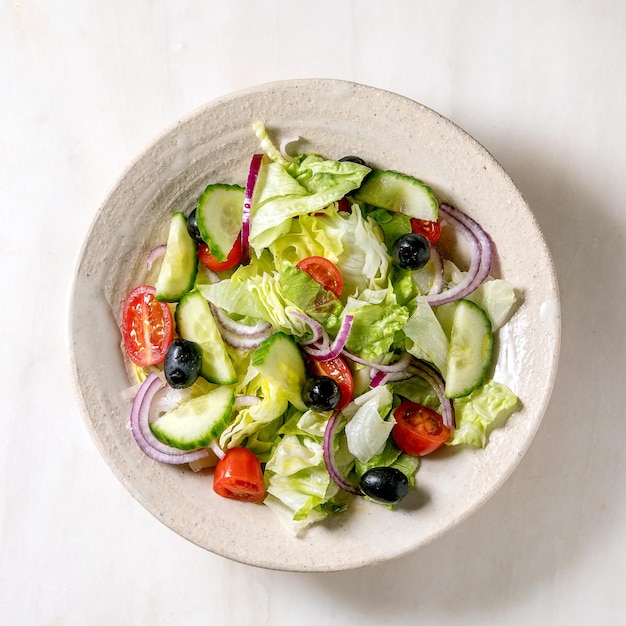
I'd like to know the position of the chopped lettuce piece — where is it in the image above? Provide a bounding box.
[279,263,343,330]
[367,208,412,252]
[447,379,520,447]
[404,297,449,376]
[218,376,289,459]
[443,260,518,331]
[354,439,420,489]
[342,288,409,361]
[248,125,370,252]
[344,385,395,463]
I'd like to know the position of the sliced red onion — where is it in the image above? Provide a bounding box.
[370,368,415,388]
[342,350,412,374]
[209,303,271,337]
[303,315,354,361]
[290,310,325,345]
[129,373,210,464]
[146,244,166,270]
[279,135,300,160]
[233,395,261,410]
[209,440,226,461]
[323,411,362,496]
[426,204,494,306]
[409,360,456,429]
[241,153,264,265]
[218,326,271,351]
[428,244,444,296]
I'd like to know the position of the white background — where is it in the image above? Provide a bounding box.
[2,1,625,624]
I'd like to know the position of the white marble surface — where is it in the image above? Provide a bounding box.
[2,1,625,624]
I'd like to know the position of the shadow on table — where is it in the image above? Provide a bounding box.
[296,135,625,617]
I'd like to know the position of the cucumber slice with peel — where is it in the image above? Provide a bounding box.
[354,170,438,222]
[196,184,244,261]
[155,212,197,302]
[252,332,307,411]
[150,385,235,450]
[445,300,494,399]
[175,290,237,385]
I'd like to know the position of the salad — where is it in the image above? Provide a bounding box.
[121,121,520,535]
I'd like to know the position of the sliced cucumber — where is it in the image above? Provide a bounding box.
[354,170,438,222]
[252,332,307,411]
[196,184,244,262]
[150,384,235,450]
[175,290,237,385]
[444,299,494,399]
[155,212,197,302]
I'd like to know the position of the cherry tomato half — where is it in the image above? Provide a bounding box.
[121,285,173,367]
[410,218,441,244]
[213,447,266,503]
[392,401,450,456]
[296,256,343,299]
[305,355,354,410]
[198,237,242,272]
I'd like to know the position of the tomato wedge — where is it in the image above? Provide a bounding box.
[410,218,441,243]
[213,447,266,503]
[305,355,354,410]
[121,285,173,366]
[392,401,450,456]
[198,237,242,272]
[296,256,343,298]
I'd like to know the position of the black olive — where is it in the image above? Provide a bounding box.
[359,467,409,505]
[301,376,341,411]
[339,155,368,167]
[186,209,205,244]
[392,232,430,270]
[164,339,202,389]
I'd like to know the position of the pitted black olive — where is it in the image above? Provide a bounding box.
[301,376,341,411]
[186,209,205,244]
[164,339,202,389]
[392,232,430,270]
[359,467,409,505]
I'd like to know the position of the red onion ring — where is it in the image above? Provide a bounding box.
[342,350,412,374]
[409,360,456,429]
[233,395,261,410]
[323,410,362,496]
[370,368,415,388]
[209,440,226,461]
[290,311,325,345]
[425,204,493,306]
[146,244,166,270]
[302,315,354,361]
[217,325,271,351]
[130,373,210,464]
[241,153,264,265]
[209,303,271,337]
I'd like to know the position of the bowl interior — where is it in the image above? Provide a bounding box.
[69,79,560,572]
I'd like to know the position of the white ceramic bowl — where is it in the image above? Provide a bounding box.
[69,79,560,572]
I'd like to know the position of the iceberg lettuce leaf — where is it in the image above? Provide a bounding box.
[447,379,520,447]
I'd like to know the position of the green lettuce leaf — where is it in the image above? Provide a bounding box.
[342,287,409,361]
[447,379,520,447]
[262,409,357,528]
[248,123,370,252]
[218,375,289,460]
[443,260,518,331]
[279,263,343,331]
[354,439,420,489]
[343,385,395,463]
[404,297,449,376]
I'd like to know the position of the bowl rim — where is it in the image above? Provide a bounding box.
[68,78,561,572]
